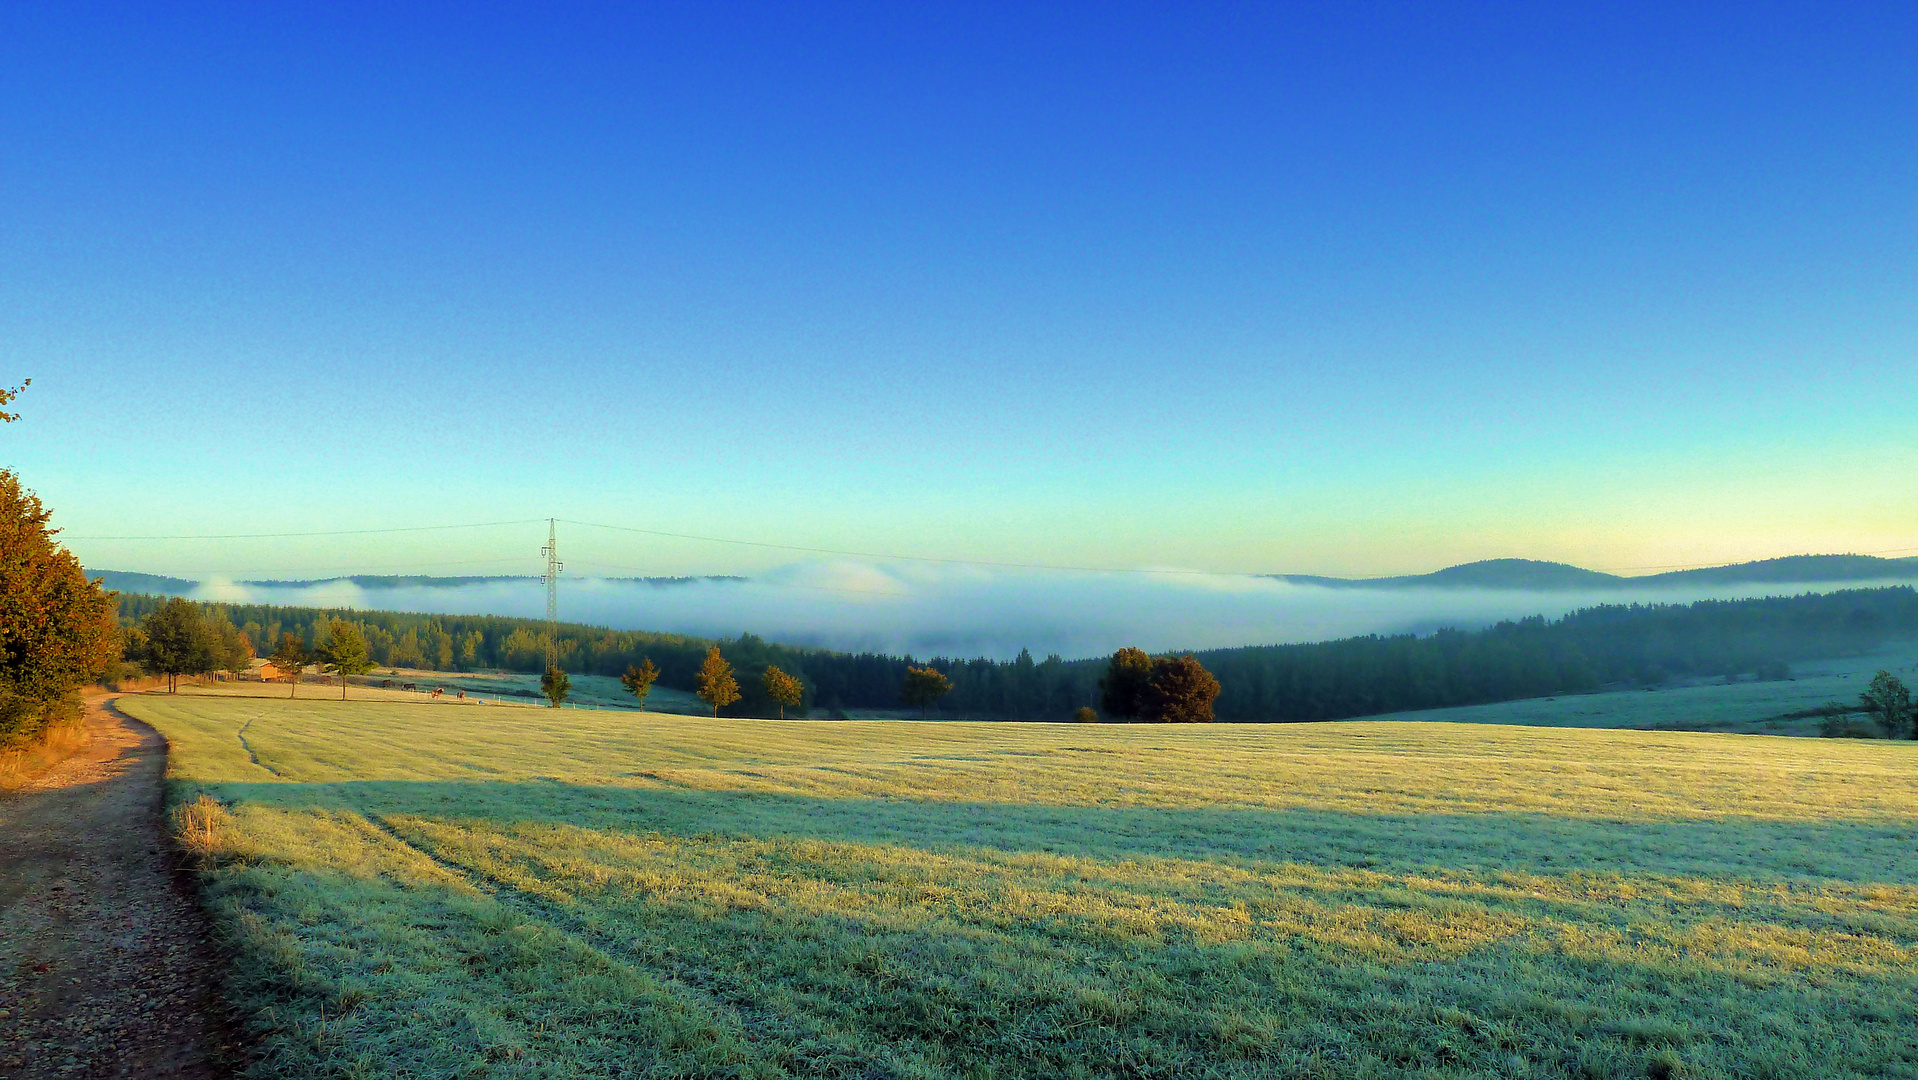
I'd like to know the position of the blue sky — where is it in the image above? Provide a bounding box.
[3,2,1914,581]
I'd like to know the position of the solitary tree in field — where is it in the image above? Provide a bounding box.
[1861,671,1914,739]
[695,646,740,716]
[1144,654,1222,723]
[621,658,659,710]
[269,633,307,698]
[541,665,572,708]
[318,620,374,701]
[1098,647,1154,720]
[762,664,803,719]
[900,665,952,718]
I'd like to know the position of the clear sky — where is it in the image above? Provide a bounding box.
[4,2,1914,581]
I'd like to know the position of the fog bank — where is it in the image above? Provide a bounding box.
[184,563,1915,661]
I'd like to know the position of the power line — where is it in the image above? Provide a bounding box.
[62,519,547,541]
[114,557,532,578]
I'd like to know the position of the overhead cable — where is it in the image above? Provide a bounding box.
[63,519,546,541]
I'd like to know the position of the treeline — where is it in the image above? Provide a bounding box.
[115,586,1918,721]
[113,593,1109,715]
[113,594,827,715]
[116,593,707,676]
[1197,589,1917,721]
[767,587,1918,720]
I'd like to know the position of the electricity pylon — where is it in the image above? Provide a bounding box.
[541,518,563,670]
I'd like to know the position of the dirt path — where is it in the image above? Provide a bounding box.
[0,697,237,1079]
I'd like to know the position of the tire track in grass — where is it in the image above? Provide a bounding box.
[201,806,786,1079]
[358,812,904,1078]
[371,818,1225,1078]
[232,719,282,777]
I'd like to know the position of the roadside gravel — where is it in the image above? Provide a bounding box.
[0,697,238,1079]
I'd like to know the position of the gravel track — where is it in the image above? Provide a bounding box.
[0,697,238,1079]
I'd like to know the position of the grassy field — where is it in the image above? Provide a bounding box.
[171,670,712,715]
[359,668,713,715]
[126,694,1918,1079]
[1365,643,1918,737]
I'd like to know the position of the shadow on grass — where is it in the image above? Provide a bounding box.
[209,778,1918,884]
[191,778,1918,1080]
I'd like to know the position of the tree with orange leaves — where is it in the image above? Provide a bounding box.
[0,378,27,423]
[0,469,118,746]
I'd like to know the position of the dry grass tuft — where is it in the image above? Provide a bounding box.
[172,793,232,866]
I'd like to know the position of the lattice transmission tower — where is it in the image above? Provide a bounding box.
[541,518,563,670]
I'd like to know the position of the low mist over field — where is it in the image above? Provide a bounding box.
[182,563,1915,659]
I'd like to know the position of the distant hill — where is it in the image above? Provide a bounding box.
[1276,554,1918,591]
[85,569,200,596]
[90,554,1918,597]
[1278,559,1624,590]
[1638,554,1918,587]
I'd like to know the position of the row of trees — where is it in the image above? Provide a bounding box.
[596,643,1224,725]
[110,585,1918,722]
[603,648,806,717]
[115,592,1098,716]
[126,598,254,692]
[128,597,378,700]
[537,646,810,718]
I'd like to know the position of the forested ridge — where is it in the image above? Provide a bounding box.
[115,586,1918,721]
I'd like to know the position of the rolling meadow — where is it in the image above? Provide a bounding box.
[124,692,1918,1079]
